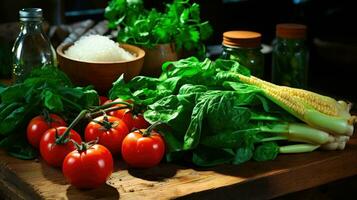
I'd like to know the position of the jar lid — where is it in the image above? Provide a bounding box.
[223,31,262,48]
[276,23,307,39]
[19,8,43,21]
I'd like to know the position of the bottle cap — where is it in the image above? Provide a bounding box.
[276,23,307,39]
[19,8,43,21]
[223,31,262,48]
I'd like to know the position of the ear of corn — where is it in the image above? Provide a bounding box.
[235,73,356,136]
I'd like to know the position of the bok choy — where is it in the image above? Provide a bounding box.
[108,57,356,166]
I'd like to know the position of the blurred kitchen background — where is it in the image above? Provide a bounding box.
[1,0,356,103]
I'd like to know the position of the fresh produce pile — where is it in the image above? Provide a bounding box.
[0,66,161,189]
[0,58,356,189]
[108,57,356,166]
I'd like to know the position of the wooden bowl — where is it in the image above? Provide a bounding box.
[57,43,145,94]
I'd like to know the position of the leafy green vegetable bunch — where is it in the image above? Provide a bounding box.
[108,57,355,166]
[0,66,99,159]
[107,58,293,166]
[105,0,213,55]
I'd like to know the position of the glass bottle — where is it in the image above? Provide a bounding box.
[272,23,308,88]
[12,8,57,83]
[221,31,264,78]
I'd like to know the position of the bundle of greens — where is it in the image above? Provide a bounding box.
[105,0,213,57]
[0,66,99,159]
[109,57,356,166]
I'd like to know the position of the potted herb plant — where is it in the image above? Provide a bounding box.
[105,0,213,76]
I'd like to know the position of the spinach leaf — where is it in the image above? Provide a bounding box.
[253,142,279,162]
[0,84,27,103]
[233,146,254,165]
[0,106,27,135]
[160,128,183,153]
[201,128,262,149]
[183,96,207,150]
[205,91,251,132]
[214,58,251,76]
[108,74,134,100]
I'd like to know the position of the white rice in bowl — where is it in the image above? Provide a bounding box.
[65,35,136,62]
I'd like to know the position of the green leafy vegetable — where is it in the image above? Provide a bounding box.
[108,57,355,166]
[233,146,254,165]
[253,142,279,162]
[0,66,99,159]
[105,0,213,57]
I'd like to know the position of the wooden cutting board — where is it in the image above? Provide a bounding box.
[1,137,357,200]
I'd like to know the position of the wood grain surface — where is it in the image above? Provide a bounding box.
[1,137,357,200]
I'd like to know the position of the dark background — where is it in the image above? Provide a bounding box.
[1,0,357,103]
[0,1,356,199]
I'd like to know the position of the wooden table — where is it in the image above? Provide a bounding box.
[1,137,357,200]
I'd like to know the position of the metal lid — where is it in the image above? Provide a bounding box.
[223,31,262,48]
[19,8,43,21]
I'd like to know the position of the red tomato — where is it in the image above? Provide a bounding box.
[27,114,67,148]
[40,127,82,167]
[109,108,134,130]
[63,144,113,189]
[106,98,150,131]
[132,114,150,130]
[85,116,129,155]
[121,129,165,168]
[99,96,109,105]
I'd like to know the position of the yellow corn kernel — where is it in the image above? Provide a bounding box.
[236,74,339,117]
[265,86,306,117]
[279,87,338,116]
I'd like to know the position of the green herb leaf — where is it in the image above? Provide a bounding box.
[106,0,212,53]
[42,90,64,112]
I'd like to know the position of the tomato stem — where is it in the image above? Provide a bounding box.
[92,115,115,130]
[42,109,51,124]
[70,139,82,150]
[143,121,164,137]
[55,110,89,144]
[42,109,62,126]
[89,106,129,119]
[54,101,132,144]
[71,139,98,152]
[91,101,133,112]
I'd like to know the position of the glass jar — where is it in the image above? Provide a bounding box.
[12,8,57,83]
[272,23,309,88]
[221,31,264,78]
